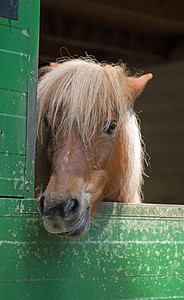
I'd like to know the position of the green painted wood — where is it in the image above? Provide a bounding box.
[0,15,29,91]
[1,275,184,300]
[1,201,184,299]
[0,114,26,154]
[0,198,21,216]
[0,25,29,54]
[2,199,184,219]
[0,0,40,198]
[0,82,27,157]
[0,50,28,92]
[96,202,184,218]
[0,89,27,117]
[1,220,184,280]
[0,0,30,30]
[24,0,40,199]
[0,155,25,197]
[1,215,184,280]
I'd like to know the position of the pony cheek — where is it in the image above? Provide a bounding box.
[85,170,107,213]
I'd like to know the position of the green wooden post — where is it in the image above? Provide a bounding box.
[0,0,40,199]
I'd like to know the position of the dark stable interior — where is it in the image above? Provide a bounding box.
[39,0,184,205]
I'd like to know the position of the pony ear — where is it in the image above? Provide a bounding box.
[127,73,153,100]
[50,62,59,67]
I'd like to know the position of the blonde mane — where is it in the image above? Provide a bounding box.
[37,58,144,203]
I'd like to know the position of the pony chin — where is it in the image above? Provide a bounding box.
[43,210,90,238]
[39,171,107,238]
[40,194,91,238]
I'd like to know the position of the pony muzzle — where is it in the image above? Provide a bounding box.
[39,195,90,237]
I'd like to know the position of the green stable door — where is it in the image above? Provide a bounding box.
[0,1,184,299]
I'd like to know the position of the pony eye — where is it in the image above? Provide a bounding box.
[103,121,117,136]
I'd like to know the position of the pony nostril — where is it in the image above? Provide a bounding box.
[64,199,79,221]
[39,195,45,216]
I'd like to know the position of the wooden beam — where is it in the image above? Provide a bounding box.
[86,0,184,24]
[42,0,184,36]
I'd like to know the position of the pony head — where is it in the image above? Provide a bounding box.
[36,58,152,238]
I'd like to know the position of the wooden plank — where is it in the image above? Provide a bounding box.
[1,205,184,281]
[96,202,184,218]
[1,275,184,300]
[143,135,184,154]
[43,0,184,37]
[4,239,184,281]
[24,0,40,199]
[0,24,29,54]
[0,0,40,198]
[87,0,184,24]
[144,177,184,204]
[0,154,25,197]
[0,0,30,30]
[137,98,184,114]
[1,201,184,298]
[0,114,26,154]
[1,276,184,300]
[145,156,184,177]
[141,119,184,136]
[0,89,27,117]
[0,50,28,92]
[0,198,21,216]
[2,199,184,219]
[135,61,184,205]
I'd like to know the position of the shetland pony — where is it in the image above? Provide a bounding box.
[36,58,152,238]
